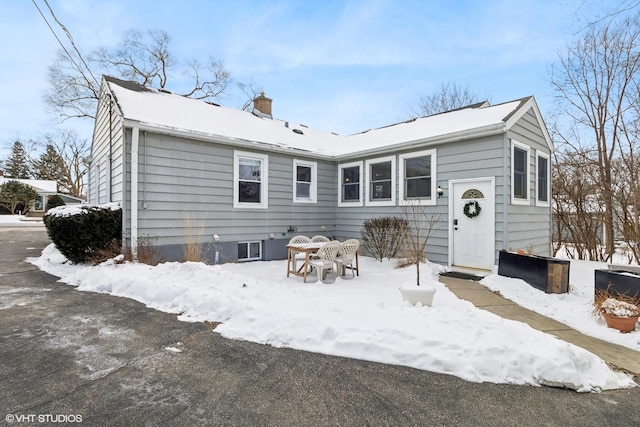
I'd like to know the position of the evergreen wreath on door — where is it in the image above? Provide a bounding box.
[463,200,481,218]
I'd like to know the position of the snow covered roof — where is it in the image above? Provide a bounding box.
[0,177,57,193]
[104,76,541,158]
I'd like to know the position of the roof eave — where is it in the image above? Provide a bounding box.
[337,123,507,161]
[121,119,335,160]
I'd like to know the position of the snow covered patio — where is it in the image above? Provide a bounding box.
[25,242,640,393]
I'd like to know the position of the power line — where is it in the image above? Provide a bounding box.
[31,0,101,90]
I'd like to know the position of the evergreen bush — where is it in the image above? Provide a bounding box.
[44,204,122,264]
[46,195,66,211]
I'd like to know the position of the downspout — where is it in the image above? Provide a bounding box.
[502,132,509,252]
[143,131,147,208]
[131,127,140,259]
[108,94,113,202]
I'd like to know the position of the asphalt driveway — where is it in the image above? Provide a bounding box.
[1,226,639,426]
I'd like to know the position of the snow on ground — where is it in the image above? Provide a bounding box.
[27,244,637,393]
[0,214,42,224]
[481,259,640,353]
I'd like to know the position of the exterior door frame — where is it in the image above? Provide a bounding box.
[448,177,496,270]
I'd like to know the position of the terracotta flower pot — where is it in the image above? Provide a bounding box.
[602,313,639,333]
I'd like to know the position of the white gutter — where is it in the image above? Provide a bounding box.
[122,119,506,162]
[337,123,507,161]
[131,126,139,258]
[122,119,333,161]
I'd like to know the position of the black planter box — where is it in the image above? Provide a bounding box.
[594,269,640,299]
[498,250,570,293]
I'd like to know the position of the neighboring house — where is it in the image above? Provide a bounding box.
[0,177,57,214]
[89,75,553,270]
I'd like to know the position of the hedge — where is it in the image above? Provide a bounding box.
[44,204,122,264]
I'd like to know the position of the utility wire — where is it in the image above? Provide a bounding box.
[32,0,101,90]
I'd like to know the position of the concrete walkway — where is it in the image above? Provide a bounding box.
[440,276,640,377]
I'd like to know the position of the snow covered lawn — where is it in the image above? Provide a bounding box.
[28,244,638,393]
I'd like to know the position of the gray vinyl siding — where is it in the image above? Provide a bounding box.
[334,134,506,266]
[94,87,553,265]
[505,109,552,256]
[125,131,336,261]
[89,90,126,205]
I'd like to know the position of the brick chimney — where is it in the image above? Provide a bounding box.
[253,91,272,118]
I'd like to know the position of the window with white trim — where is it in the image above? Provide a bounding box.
[536,151,550,206]
[234,151,268,209]
[399,149,436,205]
[511,140,530,204]
[238,241,261,261]
[365,156,396,206]
[338,161,363,207]
[293,159,317,203]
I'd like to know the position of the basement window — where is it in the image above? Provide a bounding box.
[238,241,261,261]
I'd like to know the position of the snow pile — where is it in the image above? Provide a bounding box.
[28,245,637,392]
[45,202,121,218]
[480,259,640,352]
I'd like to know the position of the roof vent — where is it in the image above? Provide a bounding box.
[292,129,304,135]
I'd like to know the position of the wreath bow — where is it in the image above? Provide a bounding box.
[463,200,481,218]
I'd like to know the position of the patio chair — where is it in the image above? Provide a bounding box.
[288,235,311,272]
[335,239,360,278]
[309,240,341,283]
[310,235,331,243]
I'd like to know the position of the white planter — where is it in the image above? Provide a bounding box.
[399,286,436,306]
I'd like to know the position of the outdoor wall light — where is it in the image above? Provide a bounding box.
[437,186,444,198]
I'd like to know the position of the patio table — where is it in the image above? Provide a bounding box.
[286,242,326,283]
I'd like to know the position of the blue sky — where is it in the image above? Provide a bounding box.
[0,0,626,161]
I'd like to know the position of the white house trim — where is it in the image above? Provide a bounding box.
[398,149,437,206]
[292,159,317,204]
[511,139,530,206]
[131,126,140,258]
[364,155,396,207]
[233,150,269,209]
[536,150,550,207]
[338,161,363,207]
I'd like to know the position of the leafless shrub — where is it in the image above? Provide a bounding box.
[361,216,409,262]
[120,234,165,266]
[395,200,441,286]
[183,212,205,262]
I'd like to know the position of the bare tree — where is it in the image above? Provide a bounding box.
[25,131,90,199]
[412,82,487,117]
[237,80,264,111]
[45,27,232,121]
[552,148,607,261]
[397,200,441,286]
[550,14,640,261]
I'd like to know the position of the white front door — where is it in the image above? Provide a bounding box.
[450,178,495,270]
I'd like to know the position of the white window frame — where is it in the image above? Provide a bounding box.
[292,159,317,204]
[338,161,363,207]
[238,241,262,261]
[233,150,269,209]
[511,140,530,205]
[365,156,396,207]
[536,151,550,207]
[398,149,437,206]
